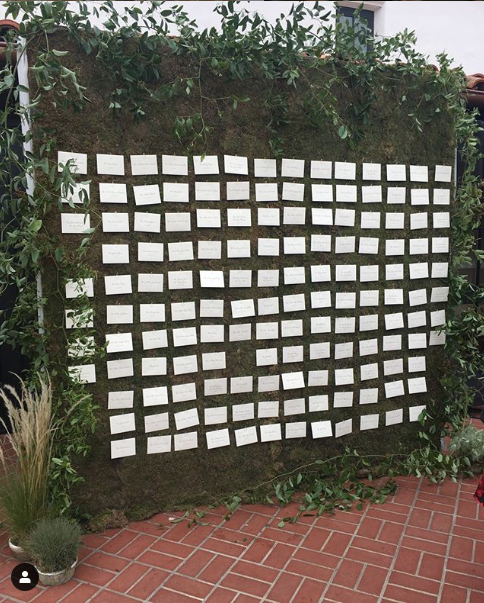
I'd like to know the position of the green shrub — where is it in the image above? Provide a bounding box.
[26,517,81,573]
[450,425,484,463]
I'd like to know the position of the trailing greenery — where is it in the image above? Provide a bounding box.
[26,516,81,572]
[450,424,484,464]
[0,1,483,520]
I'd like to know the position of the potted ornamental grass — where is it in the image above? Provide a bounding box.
[26,517,81,586]
[0,377,53,561]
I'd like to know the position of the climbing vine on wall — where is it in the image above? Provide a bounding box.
[0,1,483,518]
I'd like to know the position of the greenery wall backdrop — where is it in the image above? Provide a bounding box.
[0,1,483,522]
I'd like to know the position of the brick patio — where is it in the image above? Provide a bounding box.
[0,470,483,602]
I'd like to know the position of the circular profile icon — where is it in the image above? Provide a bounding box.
[11,563,39,591]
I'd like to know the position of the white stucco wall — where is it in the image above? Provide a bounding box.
[1,1,483,74]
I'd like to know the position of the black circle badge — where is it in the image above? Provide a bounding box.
[11,563,39,591]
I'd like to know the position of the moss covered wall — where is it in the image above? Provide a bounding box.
[36,32,455,517]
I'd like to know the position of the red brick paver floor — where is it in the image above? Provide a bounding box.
[0,473,483,602]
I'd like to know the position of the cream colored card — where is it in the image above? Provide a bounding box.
[387,187,406,204]
[138,242,164,262]
[311,184,333,202]
[226,181,250,201]
[206,428,230,449]
[111,437,136,459]
[65,278,94,299]
[200,270,225,288]
[171,301,196,322]
[198,240,222,260]
[140,303,166,322]
[282,158,304,178]
[362,186,382,204]
[362,163,381,181]
[165,212,191,232]
[168,270,193,290]
[283,207,306,225]
[99,182,128,204]
[162,154,188,176]
[106,332,133,353]
[134,184,161,206]
[227,208,251,227]
[260,424,282,442]
[58,151,87,174]
[107,358,134,379]
[435,165,452,182]
[108,390,134,410]
[97,153,124,175]
[195,181,220,201]
[61,213,90,234]
[235,426,258,447]
[142,329,168,350]
[61,182,90,205]
[102,212,129,233]
[175,408,199,430]
[163,182,189,203]
[134,212,161,233]
[282,182,304,202]
[336,184,357,202]
[144,412,169,433]
[224,154,248,175]
[254,158,277,178]
[334,161,356,180]
[130,154,158,176]
[335,419,352,438]
[310,160,332,179]
[173,327,197,348]
[197,209,221,228]
[204,377,228,396]
[141,357,167,377]
[410,165,428,182]
[255,182,278,202]
[172,382,197,403]
[143,387,169,406]
[138,273,163,293]
[173,354,198,376]
[335,208,355,227]
[386,164,406,181]
[68,364,96,384]
[168,241,194,262]
[174,432,198,451]
[193,155,219,175]
[258,208,280,226]
[147,435,171,454]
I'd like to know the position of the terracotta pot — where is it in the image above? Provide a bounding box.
[8,538,29,562]
[37,558,78,587]
[0,20,20,31]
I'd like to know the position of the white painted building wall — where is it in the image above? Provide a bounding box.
[1,1,483,74]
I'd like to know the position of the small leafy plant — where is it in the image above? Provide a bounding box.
[26,517,81,573]
[450,424,484,464]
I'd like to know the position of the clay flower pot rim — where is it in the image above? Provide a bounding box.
[37,557,78,576]
[0,20,20,30]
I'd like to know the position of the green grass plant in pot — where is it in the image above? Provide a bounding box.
[0,377,53,561]
[26,517,81,586]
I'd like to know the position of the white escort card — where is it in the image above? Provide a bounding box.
[130,154,158,176]
[134,184,161,206]
[162,154,188,176]
[61,213,91,234]
[97,153,125,175]
[99,183,128,204]
[193,155,219,175]
[58,151,87,174]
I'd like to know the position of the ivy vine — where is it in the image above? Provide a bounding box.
[0,0,483,519]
